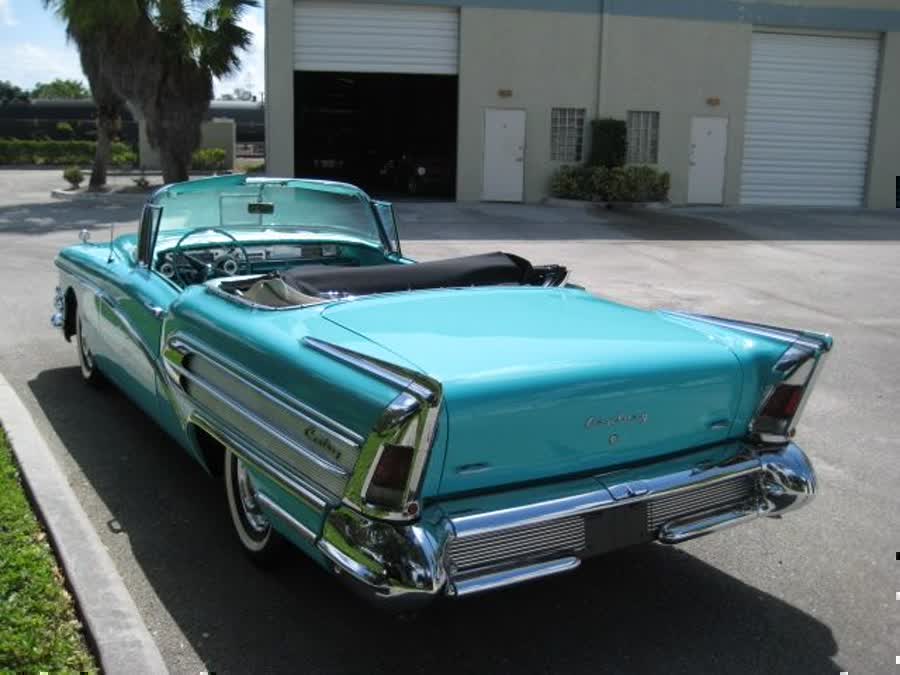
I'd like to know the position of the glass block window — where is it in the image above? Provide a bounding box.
[627,111,660,164]
[551,108,586,162]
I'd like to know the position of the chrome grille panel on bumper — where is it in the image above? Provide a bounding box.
[448,474,761,577]
[646,474,758,532]
[448,515,586,575]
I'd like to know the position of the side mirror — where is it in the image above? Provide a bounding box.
[374,201,401,256]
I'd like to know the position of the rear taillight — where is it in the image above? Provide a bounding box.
[751,343,829,443]
[365,444,414,509]
[758,384,804,419]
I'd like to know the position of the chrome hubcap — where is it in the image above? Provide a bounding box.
[235,459,269,534]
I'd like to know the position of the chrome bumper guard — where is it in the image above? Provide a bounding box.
[316,442,816,609]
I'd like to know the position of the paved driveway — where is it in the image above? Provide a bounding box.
[1,169,898,673]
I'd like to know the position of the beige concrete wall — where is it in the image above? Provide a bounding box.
[456,7,601,202]
[265,0,295,177]
[267,1,896,206]
[138,118,236,171]
[867,31,899,208]
[597,15,753,205]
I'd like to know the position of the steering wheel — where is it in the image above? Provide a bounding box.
[171,228,251,287]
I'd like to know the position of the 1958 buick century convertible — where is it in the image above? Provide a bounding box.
[52,175,831,608]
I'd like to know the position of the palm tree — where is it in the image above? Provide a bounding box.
[45,0,257,184]
[77,42,126,190]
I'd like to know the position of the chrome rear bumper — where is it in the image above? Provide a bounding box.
[317,442,816,609]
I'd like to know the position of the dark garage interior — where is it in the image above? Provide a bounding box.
[294,72,458,199]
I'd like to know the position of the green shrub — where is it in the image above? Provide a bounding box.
[111,149,137,167]
[549,164,670,202]
[55,122,74,139]
[589,166,610,201]
[588,118,627,168]
[192,147,227,171]
[63,166,84,188]
[0,139,135,165]
[606,166,670,202]
[549,165,594,200]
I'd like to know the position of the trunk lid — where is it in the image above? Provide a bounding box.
[323,287,744,495]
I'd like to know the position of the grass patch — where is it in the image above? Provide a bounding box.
[0,428,97,671]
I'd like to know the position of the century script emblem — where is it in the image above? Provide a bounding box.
[585,412,649,430]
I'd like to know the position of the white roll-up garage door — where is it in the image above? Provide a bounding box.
[740,32,879,206]
[294,1,459,74]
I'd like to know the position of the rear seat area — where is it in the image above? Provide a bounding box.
[278,252,535,297]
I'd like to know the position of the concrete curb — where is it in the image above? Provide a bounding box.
[0,374,168,674]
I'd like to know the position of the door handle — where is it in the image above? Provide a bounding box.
[143,302,165,319]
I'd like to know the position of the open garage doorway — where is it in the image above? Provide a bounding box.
[294,72,458,200]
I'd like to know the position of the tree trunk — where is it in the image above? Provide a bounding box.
[159,146,191,184]
[75,40,124,191]
[149,68,211,185]
[89,104,115,189]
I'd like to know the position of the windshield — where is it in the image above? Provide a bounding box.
[151,177,383,247]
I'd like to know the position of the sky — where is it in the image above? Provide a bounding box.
[0,0,265,98]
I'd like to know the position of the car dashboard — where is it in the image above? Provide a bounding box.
[155,243,360,287]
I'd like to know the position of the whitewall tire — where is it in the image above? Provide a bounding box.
[224,448,285,565]
[75,311,103,386]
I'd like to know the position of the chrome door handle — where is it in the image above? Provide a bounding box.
[143,302,165,319]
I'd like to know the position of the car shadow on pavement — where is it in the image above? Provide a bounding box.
[29,366,842,675]
[0,199,144,235]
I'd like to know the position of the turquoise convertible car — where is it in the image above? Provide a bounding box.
[52,175,831,608]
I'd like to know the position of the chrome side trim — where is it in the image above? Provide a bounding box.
[97,289,170,384]
[190,412,328,510]
[450,557,581,597]
[168,359,348,478]
[55,259,104,294]
[303,337,437,403]
[303,337,443,522]
[255,492,318,543]
[660,310,833,352]
[168,334,363,447]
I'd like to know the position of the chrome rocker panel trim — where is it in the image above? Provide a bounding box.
[313,441,816,609]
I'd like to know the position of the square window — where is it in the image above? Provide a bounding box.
[551,108,586,162]
[626,111,660,164]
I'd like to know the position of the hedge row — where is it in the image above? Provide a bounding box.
[550,165,670,202]
[0,139,136,166]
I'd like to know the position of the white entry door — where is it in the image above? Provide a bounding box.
[688,117,728,204]
[482,108,525,202]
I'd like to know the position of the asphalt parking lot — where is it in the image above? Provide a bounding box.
[0,169,898,673]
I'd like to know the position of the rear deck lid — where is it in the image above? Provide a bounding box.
[323,287,744,495]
